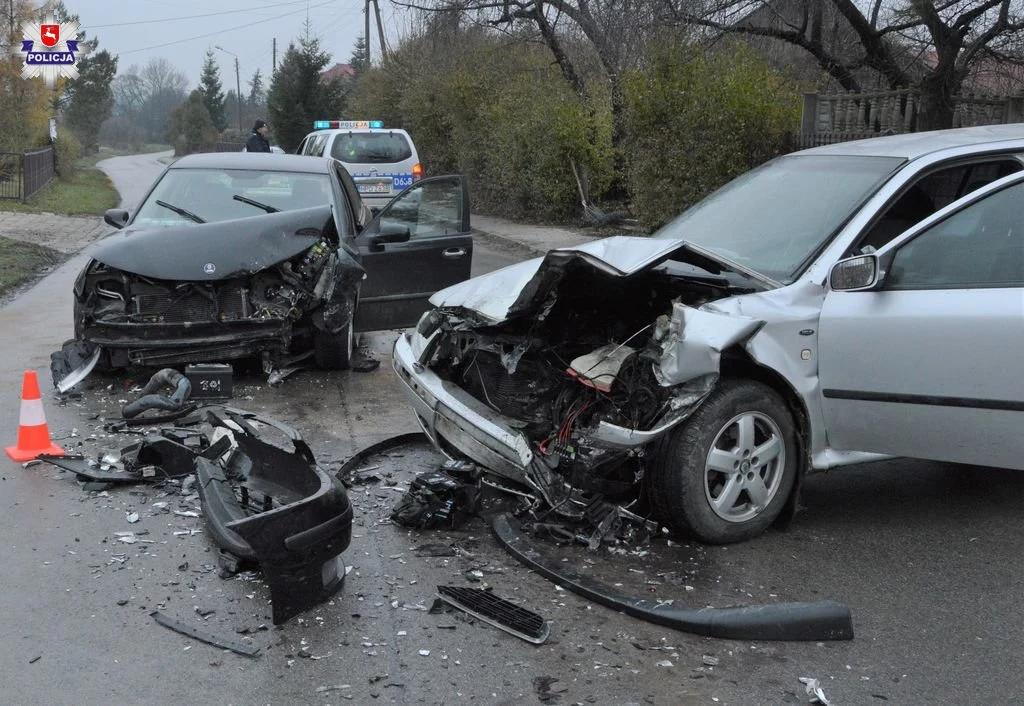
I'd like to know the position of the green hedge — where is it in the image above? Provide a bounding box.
[622,42,799,229]
[53,131,81,181]
[348,32,798,228]
[347,31,614,222]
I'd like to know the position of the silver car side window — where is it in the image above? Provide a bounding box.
[858,159,1023,254]
[886,182,1024,289]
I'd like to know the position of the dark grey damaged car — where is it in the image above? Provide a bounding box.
[69,152,472,373]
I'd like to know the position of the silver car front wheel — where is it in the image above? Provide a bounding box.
[704,411,787,523]
[648,379,798,544]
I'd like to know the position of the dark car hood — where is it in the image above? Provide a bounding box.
[89,206,332,280]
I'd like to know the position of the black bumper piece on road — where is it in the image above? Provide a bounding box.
[492,513,854,642]
[195,408,353,624]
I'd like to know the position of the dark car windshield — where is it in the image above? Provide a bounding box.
[330,132,412,164]
[653,155,905,282]
[133,169,333,226]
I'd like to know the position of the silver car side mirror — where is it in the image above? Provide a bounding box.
[830,254,880,291]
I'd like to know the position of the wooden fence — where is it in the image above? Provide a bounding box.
[797,89,1024,149]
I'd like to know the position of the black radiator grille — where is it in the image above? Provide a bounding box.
[134,287,247,323]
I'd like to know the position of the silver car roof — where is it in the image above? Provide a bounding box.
[796,124,1024,160]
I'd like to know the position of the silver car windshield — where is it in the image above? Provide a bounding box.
[133,169,332,226]
[653,155,905,283]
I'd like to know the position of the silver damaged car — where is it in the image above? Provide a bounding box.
[393,125,1024,544]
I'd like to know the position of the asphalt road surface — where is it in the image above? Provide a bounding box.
[0,154,1022,705]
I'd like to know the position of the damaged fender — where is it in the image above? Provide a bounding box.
[310,252,364,334]
[653,303,763,385]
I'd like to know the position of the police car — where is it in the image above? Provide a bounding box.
[297,120,422,211]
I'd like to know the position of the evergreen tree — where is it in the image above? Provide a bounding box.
[64,50,118,154]
[167,89,218,156]
[248,68,266,110]
[267,31,346,152]
[198,49,227,131]
[349,35,368,74]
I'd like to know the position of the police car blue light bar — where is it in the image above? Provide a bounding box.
[314,120,384,129]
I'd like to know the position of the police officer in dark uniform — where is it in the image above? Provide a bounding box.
[246,119,271,153]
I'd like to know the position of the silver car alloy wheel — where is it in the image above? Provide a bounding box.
[703,411,786,523]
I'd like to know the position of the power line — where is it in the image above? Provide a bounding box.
[84,0,313,29]
[115,0,335,56]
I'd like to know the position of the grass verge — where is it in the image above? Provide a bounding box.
[0,236,63,299]
[0,168,119,216]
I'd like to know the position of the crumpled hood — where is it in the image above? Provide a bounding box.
[89,206,332,280]
[431,236,691,323]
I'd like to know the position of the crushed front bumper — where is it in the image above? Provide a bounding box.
[195,408,352,624]
[392,332,534,487]
[80,320,291,367]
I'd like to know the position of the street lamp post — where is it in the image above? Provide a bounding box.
[214,45,242,134]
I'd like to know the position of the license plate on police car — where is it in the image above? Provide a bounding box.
[358,182,391,194]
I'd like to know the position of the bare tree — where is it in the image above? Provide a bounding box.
[683,0,1024,130]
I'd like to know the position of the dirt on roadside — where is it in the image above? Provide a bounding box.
[0,212,108,305]
[0,235,65,301]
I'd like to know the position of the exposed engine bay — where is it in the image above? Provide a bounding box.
[420,257,755,515]
[70,207,364,371]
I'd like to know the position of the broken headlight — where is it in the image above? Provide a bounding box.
[417,309,443,338]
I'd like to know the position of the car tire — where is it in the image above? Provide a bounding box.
[314,318,354,371]
[647,379,798,544]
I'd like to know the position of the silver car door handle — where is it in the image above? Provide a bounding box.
[443,247,467,258]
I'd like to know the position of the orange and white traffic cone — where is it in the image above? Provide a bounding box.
[5,370,65,462]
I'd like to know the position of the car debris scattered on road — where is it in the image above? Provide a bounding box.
[434,584,549,644]
[493,513,853,642]
[194,407,353,624]
[799,676,833,705]
[151,610,261,657]
[37,405,354,625]
[120,368,194,419]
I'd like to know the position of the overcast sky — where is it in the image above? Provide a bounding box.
[77,0,404,93]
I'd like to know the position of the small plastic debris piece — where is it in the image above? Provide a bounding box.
[151,611,260,657]
[126,512,139,524]
[418,649,430,656]
[702,654,719,666]
[656,660,674,667]
[798,677,832,705]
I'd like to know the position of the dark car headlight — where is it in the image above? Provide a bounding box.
[73,261,91,299]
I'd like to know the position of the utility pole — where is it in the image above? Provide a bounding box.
[373,0,387,64]
[214,45,243,134]
[364,0,371,66]
[272,38,276,73]
[234,57,241,133]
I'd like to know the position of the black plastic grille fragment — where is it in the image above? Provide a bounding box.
[436,585,549,643]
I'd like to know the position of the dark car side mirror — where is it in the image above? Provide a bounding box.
[369,223,411,250]
[104,208,129,229]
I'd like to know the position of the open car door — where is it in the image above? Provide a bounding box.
[353,175,472,331]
